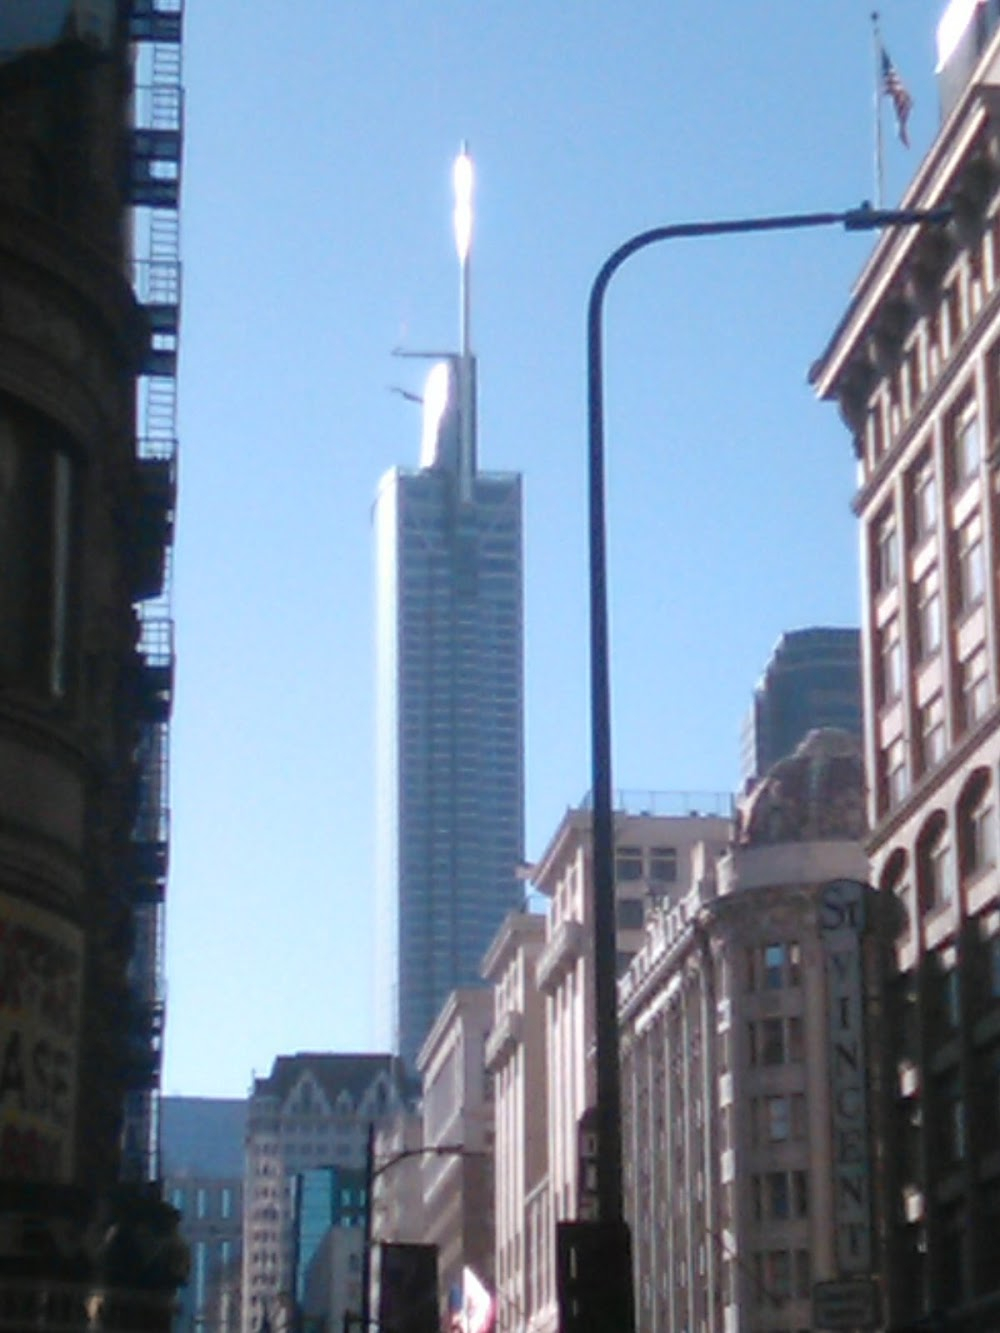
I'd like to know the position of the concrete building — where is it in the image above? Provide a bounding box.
[494,799,731,1333]
[373,159,524,1071]
[811,4,1000,1325]
[0,1,183,1323]
[300,1227,365,1333]
[482,910,550,1333]
[740,628,862,789]
[241,1053,411,1333]
[162,1097,247,1333]
[370,1108,426,1249]
[618,732,887,1333]
[414,987,495,1323]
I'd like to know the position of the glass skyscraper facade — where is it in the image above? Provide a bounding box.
[740,627,862,788]
[374,361,524,1070]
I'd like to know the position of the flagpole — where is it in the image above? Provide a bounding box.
[872,11,885,208]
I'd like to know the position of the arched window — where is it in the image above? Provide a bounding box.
[958,768,995,879]
[880,847,910,938]
[917,811,952,915]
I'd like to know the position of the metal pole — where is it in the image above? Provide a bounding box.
[586,202,948,1235]
[360,1121,375,1333]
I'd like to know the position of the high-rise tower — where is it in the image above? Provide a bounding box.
[374,150,524,1069]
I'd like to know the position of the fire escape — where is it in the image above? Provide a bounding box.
[122,0,183,1183]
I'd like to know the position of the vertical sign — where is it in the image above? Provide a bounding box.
[820,880,871,1274]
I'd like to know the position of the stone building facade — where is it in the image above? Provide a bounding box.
[811,4,1000,1324]
[0,3,183,1326]
[618,732,888,1333]
[241,1053,410,1333]
[415,988,495,1324]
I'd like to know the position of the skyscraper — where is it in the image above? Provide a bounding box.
[740,627,862,789]
[374,151,524,1069]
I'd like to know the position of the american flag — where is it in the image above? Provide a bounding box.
[881,46,913,148]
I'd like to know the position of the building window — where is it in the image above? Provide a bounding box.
[918,815,953,914]
[767,1172,790,1219]
[918,695,946,772]
[760,1095,804,1143]
[794,1250,811,1300]
[764,943,785,989]
[0,399,78,699]
[196,1187,208,1220]
[956,518,985,613]
[880,617,902,704]
[915,570,941,660]
[756,1250,792,1301]
[221,1186,233,1219]
[874,507,899,593]
[912,453,937,543]
[885,736,908,809]
[960,647,989,730]
[614,846,643,882]
[792,1170,809,1217]
[749,1017,803,1066]
[953,403,981,488]
[959,770,995,878]
[760,1019,785,1065]
[616,897,644,929]
[649,846,677,884]
[939,1074,967,1163]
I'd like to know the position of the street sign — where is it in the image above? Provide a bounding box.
[813,1278,880,1330]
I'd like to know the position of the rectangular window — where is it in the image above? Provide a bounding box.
[957,518,985,612]
[0,402,77,698]
[757,1250,792,1301]
[960,647,989,730]
[874,508,899,593]
[787,1016,804,1062]
[760,1019,785,1065]
[788,942,802,986]
[767,1172,790,1219]
[614,846,643,882]
[880,617,902,704]
[763,944,785,989]
[915,569,942,659]
[919,695,946,772]
[764,1096,795,1142]
[953,403,981,487]
[616,897,645,929]
[886,736,907,809]
[648,846,677,884]
[913,453,937,542]
[794,1249,811,1300]
[792,1170,809,1218]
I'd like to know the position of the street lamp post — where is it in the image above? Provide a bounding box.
[586,201,949,1266]
[355,1137,490,1333]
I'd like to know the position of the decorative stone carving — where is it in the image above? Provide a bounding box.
[737,728,865,848]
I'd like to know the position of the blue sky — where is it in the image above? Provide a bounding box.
[163,1,943,1095]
